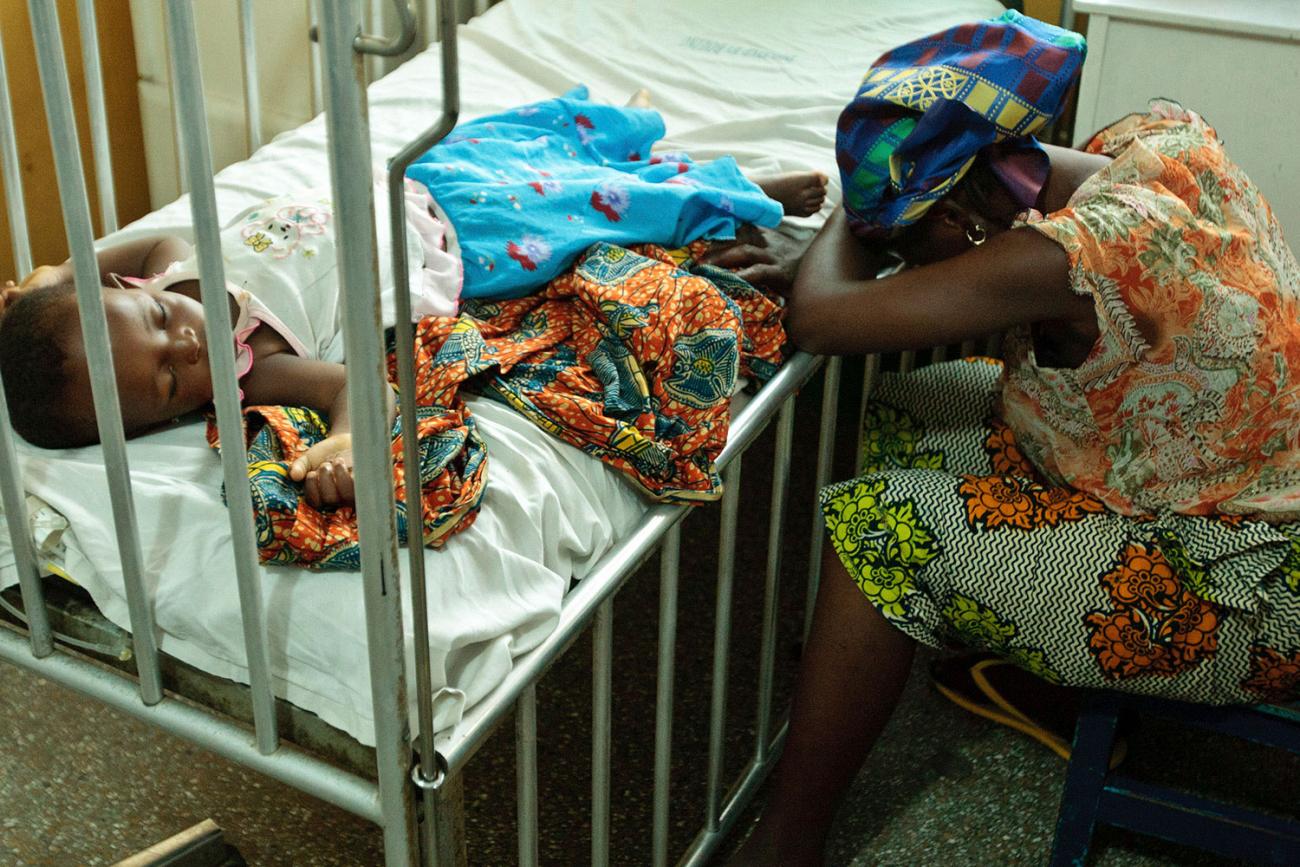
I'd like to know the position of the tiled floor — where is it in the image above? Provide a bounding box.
[0,366,1288,865]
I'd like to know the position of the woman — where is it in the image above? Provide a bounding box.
[736,10,1300,866]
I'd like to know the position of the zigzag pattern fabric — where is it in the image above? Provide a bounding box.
[836,9,1085,236]
[822,360,1300,704]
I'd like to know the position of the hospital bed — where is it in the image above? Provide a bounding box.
[0,0,1006,863]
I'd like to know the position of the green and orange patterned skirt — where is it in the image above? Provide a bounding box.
[821,358,1300,704]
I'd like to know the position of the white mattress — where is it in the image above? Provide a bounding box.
[1,0,1003,746]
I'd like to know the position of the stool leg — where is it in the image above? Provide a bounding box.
[1050,693,1121,867]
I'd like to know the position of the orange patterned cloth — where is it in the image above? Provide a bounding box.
[425,241,786,502]
[212,242,785,568]
[1001,101,1300,519]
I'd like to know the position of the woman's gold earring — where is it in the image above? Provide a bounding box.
[967,224,987,246]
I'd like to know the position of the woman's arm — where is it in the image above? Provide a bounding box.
[785,207,1089,356]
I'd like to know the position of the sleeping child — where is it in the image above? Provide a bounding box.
[0,87,825,509]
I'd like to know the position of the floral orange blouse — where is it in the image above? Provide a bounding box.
[1000,100,1300,519]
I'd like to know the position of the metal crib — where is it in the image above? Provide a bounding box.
[0,1,895,864]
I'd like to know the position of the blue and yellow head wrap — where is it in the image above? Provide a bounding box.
[836,10,1085,237]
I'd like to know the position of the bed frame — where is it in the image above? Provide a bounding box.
[0,1,879,864]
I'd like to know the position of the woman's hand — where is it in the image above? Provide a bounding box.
[289,433,356,508]
[698,224,812,295]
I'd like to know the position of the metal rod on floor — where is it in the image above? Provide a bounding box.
[238,0,263,152]
[803,356,840,641]
[516,684,539,867]
[27,0,162,705]
[165,0,278,756]
[755,399,794,757]
[591,597,613,867]
[705,457,742,830]
[652,523,682,867]
[0,28,32,277]
[74,0,116,234]
[317,2,418,864]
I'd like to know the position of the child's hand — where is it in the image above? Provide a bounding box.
[18,264,70,292]
[289,434,356,508]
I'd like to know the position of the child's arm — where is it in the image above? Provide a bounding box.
[16,235,192,292]
[239,341,395,509]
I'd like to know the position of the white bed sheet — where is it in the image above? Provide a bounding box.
[1,0,1003,746]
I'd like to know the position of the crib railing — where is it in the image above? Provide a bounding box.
[0,3,905,866]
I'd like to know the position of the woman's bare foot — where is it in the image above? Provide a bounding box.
[625,87,652,108]
[753,171,828,217]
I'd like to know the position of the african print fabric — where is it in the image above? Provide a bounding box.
[406,86,782,301]
[209,372,487,572]
[823,359,1300,704]
[437,241,785,502]
[213,242,785,568]
[1005,101,1300,519]
[836,9,1084,237]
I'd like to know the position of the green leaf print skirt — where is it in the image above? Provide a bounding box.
[821,358,1300,704]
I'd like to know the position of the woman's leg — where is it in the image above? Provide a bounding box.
[732,543,917,866]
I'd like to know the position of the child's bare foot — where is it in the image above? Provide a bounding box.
[625,87,652,108]
[753,171,827,217]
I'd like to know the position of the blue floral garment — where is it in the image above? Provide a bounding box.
[405,86,783,301]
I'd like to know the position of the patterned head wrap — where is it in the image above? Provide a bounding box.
[836,10,1085,238]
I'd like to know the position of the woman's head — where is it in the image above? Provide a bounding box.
[835,10,1085,252]
[0,283,213,448]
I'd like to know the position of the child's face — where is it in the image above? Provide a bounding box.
[61,286,214,437]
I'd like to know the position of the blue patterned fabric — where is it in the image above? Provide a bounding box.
[836,9,1085,237]
[406,87,783,301]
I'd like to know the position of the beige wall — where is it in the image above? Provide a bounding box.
[0,0,150,282]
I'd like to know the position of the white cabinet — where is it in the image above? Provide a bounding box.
[1073,0,1300,244]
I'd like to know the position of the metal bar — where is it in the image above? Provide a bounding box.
[652,523,681,867]
[0,25,45,649]
[898,349,916,374]
[516,685,539,867]
[165,0,278,756]
[27,0,162,705]
[355,0,418,57]
[435,352,825,775]
[680,725,790,867]
[0,28,33,277]
[803,356,840,640]
[0,624,383,822]
[238,0,263,152]
[854,353,881,474]
[704,457,741,830]
[591,597,613,867]
[316,3,417,865]
[754,400,794,756]
[960,338,977,358]
[308,2,323,116]
[929,345,948,365]
[383,0,459,805]
[74,0,116,233]
[0,414,51,658]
